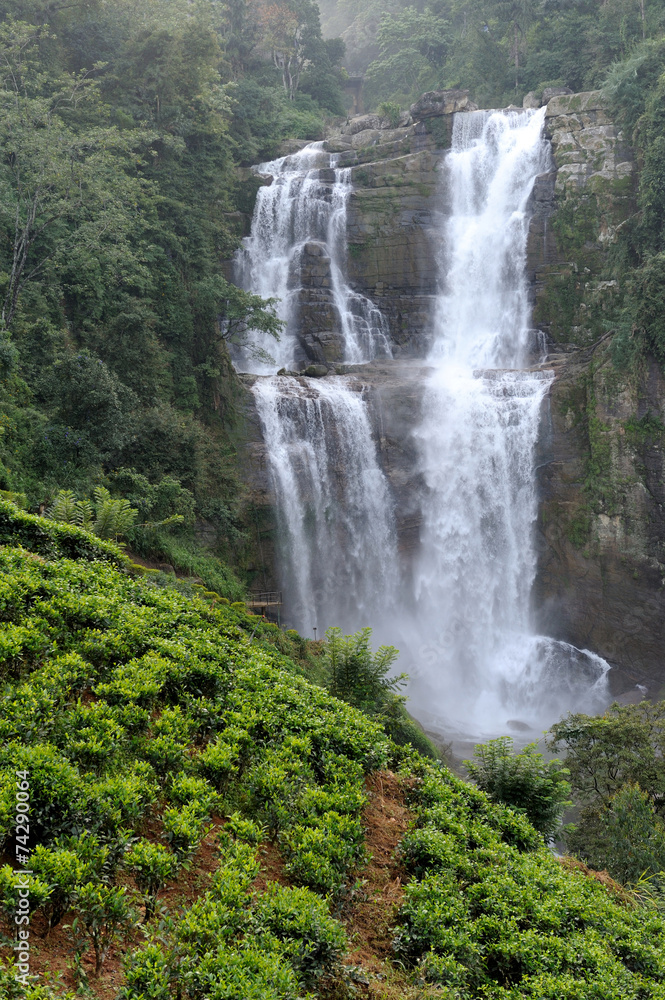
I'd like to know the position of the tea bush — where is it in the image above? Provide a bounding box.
[394,759,665,997]
[252,883,346,986]
[71,883,138,976]
[1,504,664,997]
[124,841,180,919]
[29,847,96,933]
[0,867,51,925]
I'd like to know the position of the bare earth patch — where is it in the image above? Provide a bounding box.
[1,772,438,999]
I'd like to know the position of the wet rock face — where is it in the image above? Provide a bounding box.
[292,242,345,365]
[527,91,636,349]
[312,92,478,357]
[535,348,665,696]
[345,150,441,357]
[526,92,665,696]
[544,91,635,197]
[410,89,478,119]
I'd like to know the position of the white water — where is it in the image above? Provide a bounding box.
[402,110,608,734]
[239,108,609,737]
[253,375,398,635]
[235,144,391,372]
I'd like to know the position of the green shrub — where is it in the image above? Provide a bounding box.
[281,810,367,896]
[71,883,138,977]
[465,737,570,840]
[196,735,241,791]
[93,655,171,708]
[55,830,115,881]
[47,487,139,541]
[568,783,665,886]
[119,943,172,1000]
[61,703,127,773]
[378,101,402,127]
[252,883,346,986]
[394,760,665,995]
[225,812,265,844]
[323,626,404,716]
[0,743,85,845]
[0,866,51,925]
[176,944,301,1000]
[168,774,219,817]
[125,840,180,919]
[162,804,208,861]
[0,498,125,565]
[85,767,157,833]
[29,847,94,933]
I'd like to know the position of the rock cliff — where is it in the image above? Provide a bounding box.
[237,90,665,698]
[525,91,664,696]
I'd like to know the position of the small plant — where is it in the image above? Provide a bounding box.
[48,487,138,541]
[70,883,138,976]
[323,626,405,716]
[125,840,179,920]
[378,100,402,128]
[464,736,570,841]
[29,847,94,934]
[168,774,218,818]
[162,804,208,862]
[118,943,172,1000]
[225,811,265,844]
[196,734,241,791]
[0,866,51,926]
[55,831,111,882]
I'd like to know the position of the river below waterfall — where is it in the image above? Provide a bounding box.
[234,107,609,739]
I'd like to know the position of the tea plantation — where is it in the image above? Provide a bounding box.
[0,498,664,999]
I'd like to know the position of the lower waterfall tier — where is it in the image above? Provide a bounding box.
[242,362,609,735]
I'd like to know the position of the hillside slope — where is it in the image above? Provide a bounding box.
[0,501,664,999]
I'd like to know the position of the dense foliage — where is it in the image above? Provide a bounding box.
[0,503,664,998]
[550,702,665,886]
[395,762,665,998]
[0,0,346,591]
[464,736,571,841]
[0,499,385,992]
[321,0,665,109]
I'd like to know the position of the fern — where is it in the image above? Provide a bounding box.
[48,490,79,524]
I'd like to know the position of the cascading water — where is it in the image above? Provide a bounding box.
[235,144,391,372]
[253,376,398,635]
[236,144,397,637]
[237,107,609,738]
[402,109,608,733]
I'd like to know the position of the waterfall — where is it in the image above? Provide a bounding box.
[253,375,398,635]
[402,110,608,733]
[238,107,609,738]
[235,144,391,372]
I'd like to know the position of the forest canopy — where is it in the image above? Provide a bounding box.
[319,0,665,109]
[0,0,347,590]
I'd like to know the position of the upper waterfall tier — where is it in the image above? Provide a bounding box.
[234,144,392,374]
[432,109,551,368]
